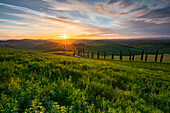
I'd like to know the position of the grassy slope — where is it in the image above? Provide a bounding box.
[0,48,170,112]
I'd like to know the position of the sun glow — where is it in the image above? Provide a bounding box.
[57,37,76,52]
[62,35,67,39]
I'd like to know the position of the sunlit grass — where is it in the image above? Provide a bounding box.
[0,48,169,112]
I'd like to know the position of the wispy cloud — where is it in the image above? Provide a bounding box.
[0,0,170,39]
[0,25,42,30]
[0,3,50,17]
[94,0,170,24]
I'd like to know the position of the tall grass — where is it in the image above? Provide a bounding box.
[0,48,169,112]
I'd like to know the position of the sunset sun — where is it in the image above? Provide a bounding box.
[62,36,67,39]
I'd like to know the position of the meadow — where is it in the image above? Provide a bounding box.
[1,39,170,62]
[0,48,169,112]
[73,39,170,56]
[78,53,170,63]
[1,39,170,55]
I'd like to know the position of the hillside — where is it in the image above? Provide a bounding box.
[0,39,170,56]
[0,48,170,112]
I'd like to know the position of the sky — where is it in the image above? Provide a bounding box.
[0,0,170,40]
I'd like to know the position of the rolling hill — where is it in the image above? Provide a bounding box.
[0,39,170,56]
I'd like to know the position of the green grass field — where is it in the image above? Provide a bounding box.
[1,39,170,63]
[70,52,170,63]
[0,48,169,112]
[75,39,170,55]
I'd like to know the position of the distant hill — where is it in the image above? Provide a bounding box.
[0,38,170,55]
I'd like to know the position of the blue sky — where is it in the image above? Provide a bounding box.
[0,0,170,39]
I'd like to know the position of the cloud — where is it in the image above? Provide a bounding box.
[128,4,148,14]
[95,0,144,18]
[0,18,51,30]
[161,0,170,3]
[57,16,69,20]
[0,25,41,29]
[42,0,97,12]
[42,0,170,25]
[107,0,119,5]
[0,3,50,17]
[42,0,110,19]
[107,0,142,8]
[124,20,170,36]
[134,6,170,24]
[1,12,120,38]
[128,17,170,24]
[0,0,170,39]
[24,14,120,35]
[95,0,170,24]
[138,6,170,19]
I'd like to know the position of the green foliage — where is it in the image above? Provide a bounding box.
[0,48,169,112]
